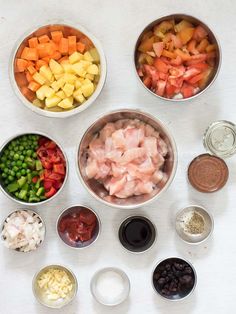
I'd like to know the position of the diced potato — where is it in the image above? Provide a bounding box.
[63,73,77,84]
[79,60,92,69]
[83,78,92,85]
[54,74,64,80]
[87,64,99,75]
[62,62,76,74]
[58,97,74,109]
[45,96,61,108]
[74,92,85,104]
[89,48,100,63]
[81,83,94,97]
[75,79,82,89]
[49,59,64,75]
[72,63,86,77]
[33,72,46,85]
[39,65,53,81]
[36,85,54,100]
[32,99,44,108]
[83,51,94,62]
[51,77,65,91]
[63,83,74,97]
[56,90,66,99]
[85,73,95,81]
[69,51,83,64]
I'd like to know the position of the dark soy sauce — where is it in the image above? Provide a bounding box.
[119,216,156,252]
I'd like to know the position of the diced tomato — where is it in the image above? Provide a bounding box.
[170,56,182,66]
[166,83,176,98]
[169,65,185,78]
[52,180,62,190]
[45,186,57,198]
[153,42,164,57]
[188,62,209,71]
[48,172,62,181]
[169,76,184,88]
[143,76,152,88]
[45,141,57,149]
[41,159,52,169]
[53,163,65,175]
[159,72,168,80]
[44,180,53,190]
[183,68,201,80]
[38,137,48,146]
[187,39,199,55]
[193,25,208,42]
[186,53,207,65]
[155,80,166,96]
[188,72,205,84]
[171,34,182,48]
[154,58,169,73]
[181,83,195,98]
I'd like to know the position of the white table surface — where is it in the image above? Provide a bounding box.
[0,0,236,313]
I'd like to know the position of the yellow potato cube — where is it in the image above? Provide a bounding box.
[45,96,61,108]
[36,85,54,100]
[82,78,92,85]
[69,51,83,64]
[33,72,46,85]
[83,51,94,62]
[51,77,65,91]
[49,59,64,75]
[58,97,74,109]
[74,79,82,90]
[85,73,95,81]
[56,90,66,99]
[79,60,92,69]
[87,64,99,75]
[54,74,64,80]
[62,62,75,74]
[73,90,85,103]
[63,73,77,84]
[32,99,44,108]
[81,83,94,97]
[39,65,53,81]
[89,48,100,63]
[63,83,74,97]
[72,62,86,77]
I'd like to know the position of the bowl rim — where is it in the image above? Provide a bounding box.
[56,203,101,249]
[75,108,178,209]
[32,264,78,308]
[1,208,46,253]
[151,256,197,301]
[118,214,157,254]
[175,204,214,245]
[0,131,69,206]
[90,266,130,306]
[9,20,107,119]
[133,13,222,102]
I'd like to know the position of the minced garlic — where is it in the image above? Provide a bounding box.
[37,268,73,300]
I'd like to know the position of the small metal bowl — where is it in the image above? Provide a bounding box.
[1,209,46,252]
[56,204,101,249]
[76,109,177,209]
[90,267,130,306]
[0,132,68,206]
[134,13,221,102]
[9,22,106,119]
[118,215,157,253]
[175,205,214,244]
[152,257,197,301]
[32,264,78,308]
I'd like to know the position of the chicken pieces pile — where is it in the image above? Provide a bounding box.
[85,119,169,198]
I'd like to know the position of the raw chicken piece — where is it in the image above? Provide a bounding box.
[85,118,169,199]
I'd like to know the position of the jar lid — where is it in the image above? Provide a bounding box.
[203,120,236,158]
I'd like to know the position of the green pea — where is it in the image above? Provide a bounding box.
[32,152,37,158]
[1,156,6,162]
[2,173,7,178]
[8,175,14,181]
[16,160,22,167]
[26,169,31,174]
[22,163,27,169]
[26,150,32,157]
[16,172,21,178]
[13,166,18,172]
[11,161,16,166]
[10,151,14,158]
[21,169,26,175]
[19,155,24,161]
[19,146,24,151]
[4,168,9,174]
[10,170,15,176]
[13,153,19,160]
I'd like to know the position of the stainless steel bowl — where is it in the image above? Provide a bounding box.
[134,13,221,102]
[9,22,106,118]
[76,109,177,209]
[152,257,197,301]
[90,267,130,306]
[175,205,214,244]
[1,209,46,252]
[0,132,68,206]
[32,264,78,308]
[56,204,101,249]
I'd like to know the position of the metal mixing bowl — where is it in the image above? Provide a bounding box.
[0,132,68,206]
[134,13,221,102]
[9,22,106,118]
[76,109,177,209]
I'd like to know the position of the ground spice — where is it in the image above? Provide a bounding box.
[185,211,205,234]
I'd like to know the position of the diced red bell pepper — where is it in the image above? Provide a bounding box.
[44,180,53,190]
[45,186,57,198]
[48,172,62,181]
[45,141,57,149]
[53,163,65,175]
[41,159,53,169]
[32,176,39,183]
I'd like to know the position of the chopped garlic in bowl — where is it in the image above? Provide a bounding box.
[1,209,45,252]
[32,265,78,308]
